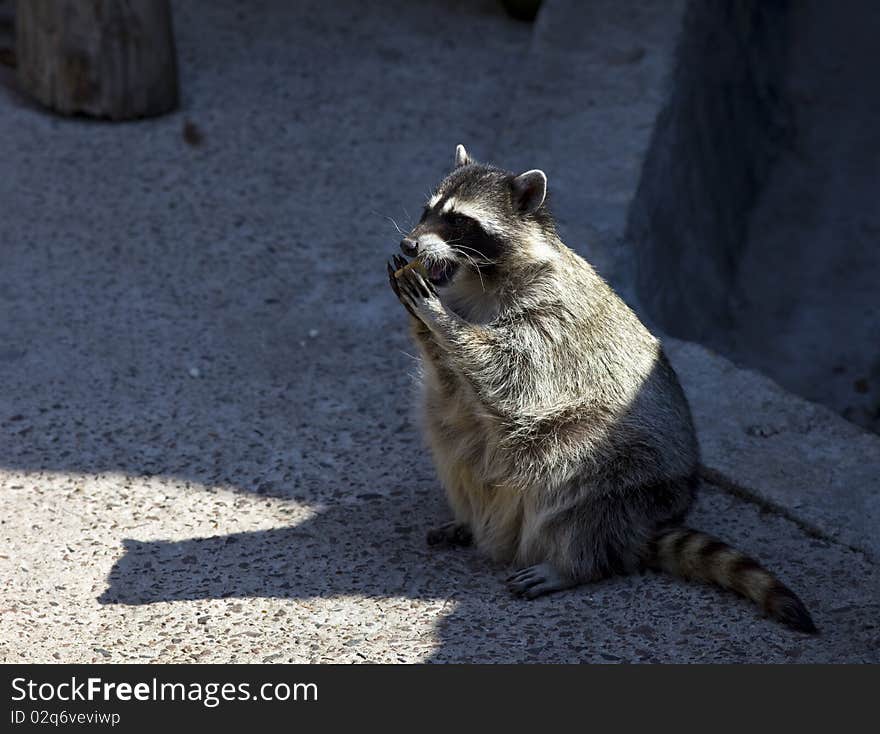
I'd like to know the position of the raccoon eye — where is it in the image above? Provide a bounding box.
[445,212,468,226]
[419,207,429,223]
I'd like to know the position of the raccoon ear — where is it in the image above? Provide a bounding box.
[511,170,547,214]
[454,144,472,168]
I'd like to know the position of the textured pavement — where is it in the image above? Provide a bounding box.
[1,0,877,663]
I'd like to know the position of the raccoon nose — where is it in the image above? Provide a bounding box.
[400,237,419,256]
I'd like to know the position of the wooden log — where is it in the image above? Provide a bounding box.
[16,0,179,120]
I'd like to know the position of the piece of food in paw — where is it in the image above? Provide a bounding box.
[394,258,426,278]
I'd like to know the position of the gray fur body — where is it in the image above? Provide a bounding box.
[386,146,816,631]
[418,244,697,582]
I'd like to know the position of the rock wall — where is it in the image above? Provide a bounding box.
[627,0,792,340]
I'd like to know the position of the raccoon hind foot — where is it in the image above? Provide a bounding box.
[426,521,473,548]
[507,563,575,599]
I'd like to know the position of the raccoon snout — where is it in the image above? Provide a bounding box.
[400,237,419,256]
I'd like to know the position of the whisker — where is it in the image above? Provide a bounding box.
[370,209,407,237]
[455,245,499,265]
[451,247,486,292]
[448,241,499,267]
[387,217,405,236]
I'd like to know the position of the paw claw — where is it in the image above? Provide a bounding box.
[387,261,400,294]
[505,563,573,599]
[386,255,443,325]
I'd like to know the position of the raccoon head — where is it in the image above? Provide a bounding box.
[399,145,556,290]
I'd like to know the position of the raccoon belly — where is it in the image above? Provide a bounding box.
[421,377,522,562]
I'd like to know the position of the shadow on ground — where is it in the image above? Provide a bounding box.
[1,0,877,663]
[95,481,878,663]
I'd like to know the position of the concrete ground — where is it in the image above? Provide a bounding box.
[1,0,877,663]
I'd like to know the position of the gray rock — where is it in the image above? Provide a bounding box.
[667,339,880,562]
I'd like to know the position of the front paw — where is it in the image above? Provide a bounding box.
[387,255,443,325]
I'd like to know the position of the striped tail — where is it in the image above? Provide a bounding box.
[647,526,817,634]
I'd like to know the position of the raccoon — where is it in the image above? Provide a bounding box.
[386,144,816,633]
